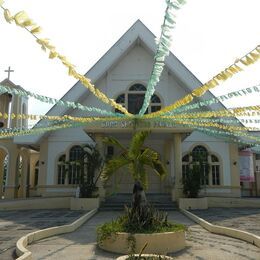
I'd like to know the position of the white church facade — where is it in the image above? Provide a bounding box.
[1,21,259,200]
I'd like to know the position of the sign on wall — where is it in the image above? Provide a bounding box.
[239,150,255,182]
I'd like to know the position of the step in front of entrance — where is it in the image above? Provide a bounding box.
[99,193,178,211]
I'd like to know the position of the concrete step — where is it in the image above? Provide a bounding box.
[99,193,177,211]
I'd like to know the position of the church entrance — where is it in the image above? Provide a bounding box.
[102,134,170,195]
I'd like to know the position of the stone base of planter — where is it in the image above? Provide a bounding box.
[179,197,208,210]
[116,254,173,260]
[99,231,185,255]
[70,198,100,210]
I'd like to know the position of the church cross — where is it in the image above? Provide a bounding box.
[4,66,14,80]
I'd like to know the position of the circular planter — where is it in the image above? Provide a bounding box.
[116,254,174,260]
[98,231,185,255]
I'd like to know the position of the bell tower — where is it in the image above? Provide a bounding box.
[0,67,28,129]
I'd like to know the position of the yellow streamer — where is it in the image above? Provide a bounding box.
[146,45,260,118]
[171,119,260,142]
[0,5,131,116]
[161,105,260,119]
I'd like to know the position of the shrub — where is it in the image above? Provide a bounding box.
[97,204,186,243]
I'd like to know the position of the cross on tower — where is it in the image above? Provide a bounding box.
[4,66,14,80]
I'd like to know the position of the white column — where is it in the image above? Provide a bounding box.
[173,133,183,201]
[5,149,19,199]
[94,133,106,201]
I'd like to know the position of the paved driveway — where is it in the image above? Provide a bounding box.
[191,208,260,236]
[0,209,85,260]
[28,210,260,260]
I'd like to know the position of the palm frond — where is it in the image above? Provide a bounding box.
[101,156,130,181]
[139,148,158,164]
[152,160,167,179]
[129,131,150,159]
[102,136,127,152]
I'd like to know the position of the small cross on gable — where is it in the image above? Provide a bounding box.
[4,66,14,80]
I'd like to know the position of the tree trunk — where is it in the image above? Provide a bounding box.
[132,181,147,209]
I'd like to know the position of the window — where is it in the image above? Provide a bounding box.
[211,155,220,185]
[256,154,260,160]
[182,154,189,180]
[34,160,39,186]
[192,146,208,185]
[115,84,162,114]
[68,146,83,184]
[182,146,221,186]
[57,155,66,184]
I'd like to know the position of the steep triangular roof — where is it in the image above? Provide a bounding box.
[14,20,227,145]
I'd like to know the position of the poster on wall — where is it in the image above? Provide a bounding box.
[239,150,255,182]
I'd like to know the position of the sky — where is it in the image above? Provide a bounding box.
[0,0,260,127]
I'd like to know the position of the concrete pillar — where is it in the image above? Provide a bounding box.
[5,149,19,199]
[19,150,30,198]
[37,140,48,196]
[173,133,183,201]
[10,95,20,128]
[0,93,11,128]
[229,143,241,197]
[94,133,106,200]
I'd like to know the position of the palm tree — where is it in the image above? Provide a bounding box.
[101,131,167,209]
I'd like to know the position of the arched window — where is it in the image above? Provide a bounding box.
[211,154,220,185]
[182,145,221,186]
[16,155,23,189]
[68,146,83,184]
[192,146,208,185]
[34,160,39,186]
[115,84,162,114]
[57,155,66,184]
[192,146,208,162]
[3,154,8,192]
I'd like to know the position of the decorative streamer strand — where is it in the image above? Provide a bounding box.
[0,111,124,124]
[139,0,186,115]
[156,117,260,143]
[0,84,122,117]
[170,84,260,114]
[146,45,260,118]
[161,105,260,119]
[0,2,131,116]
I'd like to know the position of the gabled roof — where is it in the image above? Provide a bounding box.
[14,20,227,145]
[0,78,26,92]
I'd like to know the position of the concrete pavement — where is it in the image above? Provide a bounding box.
[0,209,85,260]
[28,210,260,260]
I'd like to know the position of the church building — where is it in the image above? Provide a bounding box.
[1,21,259,200]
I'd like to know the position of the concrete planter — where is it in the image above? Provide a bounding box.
[179,197,208,210]
[70,198,100,210]
[117,254,173,260]
[99,231,185,255]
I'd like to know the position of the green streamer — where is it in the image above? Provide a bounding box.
[0,84,123,117]
[165,84,260,115]
[139,0,186,115]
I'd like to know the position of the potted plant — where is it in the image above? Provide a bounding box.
[97,131,186,255]
[179,157,209,210]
